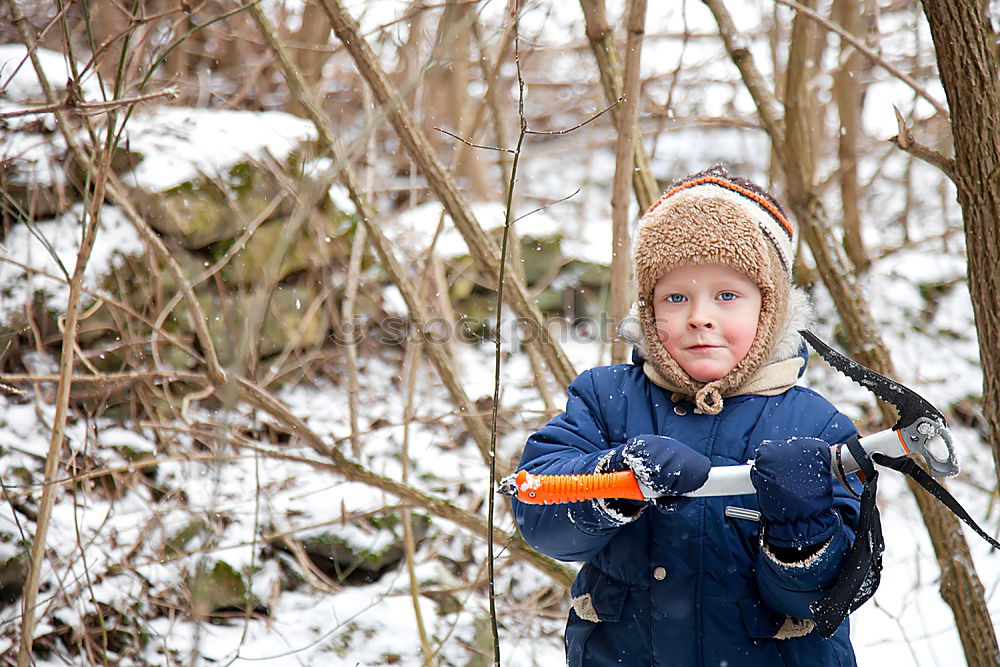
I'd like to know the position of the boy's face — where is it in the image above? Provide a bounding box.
[652,264,762,383]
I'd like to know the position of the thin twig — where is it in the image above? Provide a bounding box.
[485,4,529,662]
[433,126,516,154]
[72,426,110,666]
[510,188,581,225]
[0,87,178,118]
[341,84,374,459]
[524,96,622,135]
[400,321,433,665]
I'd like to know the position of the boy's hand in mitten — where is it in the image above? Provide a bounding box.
[750,438,839,550]
[607,435,711,497]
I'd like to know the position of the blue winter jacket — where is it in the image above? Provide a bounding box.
[512,357,861,666]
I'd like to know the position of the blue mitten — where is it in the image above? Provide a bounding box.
[607,435,711,498]
[751,438,839,549]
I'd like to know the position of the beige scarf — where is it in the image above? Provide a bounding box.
[643,355,805,410]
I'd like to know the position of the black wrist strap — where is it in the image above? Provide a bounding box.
[834,443,862,500]
[872,453,1000,551]
[810,435,884,638]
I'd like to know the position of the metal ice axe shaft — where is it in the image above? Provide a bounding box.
[501,330,959,505]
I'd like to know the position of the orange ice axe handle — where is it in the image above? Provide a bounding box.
[508,469,645,505]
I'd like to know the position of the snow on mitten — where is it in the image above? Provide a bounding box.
[606,435,712,498]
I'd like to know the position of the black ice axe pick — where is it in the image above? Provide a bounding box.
[798,329,958,479]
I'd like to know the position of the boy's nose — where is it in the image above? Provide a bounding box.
[687,301,715,329]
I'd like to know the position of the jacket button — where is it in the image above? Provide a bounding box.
[653,566,667,581]
[673,406,687,416]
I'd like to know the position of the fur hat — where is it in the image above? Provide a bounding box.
[629,165,802,414]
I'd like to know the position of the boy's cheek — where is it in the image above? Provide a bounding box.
[726,326,758,367]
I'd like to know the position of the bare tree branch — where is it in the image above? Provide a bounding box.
[523,96,621,135]
[889,105,956,179]
[433,126,517,153]
[0,86,178,118]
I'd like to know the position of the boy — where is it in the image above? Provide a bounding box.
[512,166,861,666]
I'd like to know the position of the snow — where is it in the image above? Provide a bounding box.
[2,47,317,194]
[118,107,317,192]
[382,198,615,265]
[0,204,145,321]
[0,44,102,104]
[1,401,38,439]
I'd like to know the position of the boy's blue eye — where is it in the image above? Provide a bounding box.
[666,294,685,303]
[719,292,737,302]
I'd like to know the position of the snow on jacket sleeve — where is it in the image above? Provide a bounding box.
[754,409,862,620]
[511,370,640,563]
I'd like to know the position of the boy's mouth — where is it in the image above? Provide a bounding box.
[686,344,724,352]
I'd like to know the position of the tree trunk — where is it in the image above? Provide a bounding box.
[578,0,660,211]
[920,0,1000,499]
[284,2,332,118]
[609,0,646,364]
[832,0,869,272]
[783,0,819,200]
